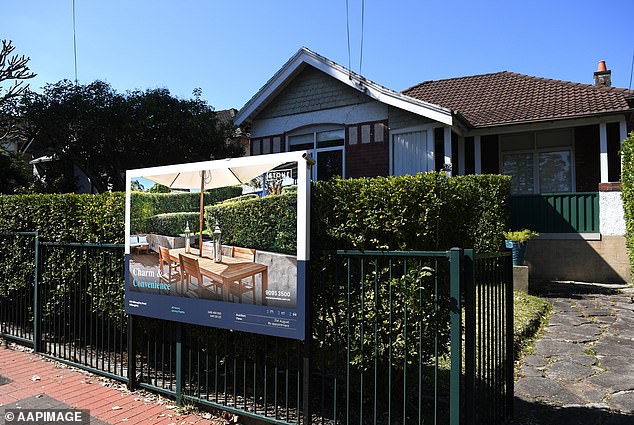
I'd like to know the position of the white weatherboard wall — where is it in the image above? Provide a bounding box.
[251,102,387,138]
[599,191,626,235]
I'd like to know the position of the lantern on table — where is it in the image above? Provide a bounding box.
[213,222,222,263]
[184,222,191,253]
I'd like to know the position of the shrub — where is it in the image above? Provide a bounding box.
[312,173,510,252]
[621,131,634,277]
[0,192,125,242]
[146,212,199,236]
[205,193,297,254]
[503,229,539,244]
[130,186,241,231]
[0,192,126,320]
[218,194,259,205]
[281,185,297,194]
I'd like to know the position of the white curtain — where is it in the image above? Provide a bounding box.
[392,130,428,176]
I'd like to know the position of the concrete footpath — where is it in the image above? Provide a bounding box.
[513,282,634,424]
[0,345,226,424]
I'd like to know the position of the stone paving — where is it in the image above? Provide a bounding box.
[513,281,634,424]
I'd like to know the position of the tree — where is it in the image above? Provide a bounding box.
[148,183,171,193]
[0,40,36,104]
[0,147,32,194]
[20,80,242,192]
[0,39,36,193]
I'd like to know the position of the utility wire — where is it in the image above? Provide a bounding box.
[627,50,634,90]
[359,0,365,74]
[345,0,351,77]
[72,0,78,84]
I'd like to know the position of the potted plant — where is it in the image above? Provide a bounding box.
[504,229,539,266]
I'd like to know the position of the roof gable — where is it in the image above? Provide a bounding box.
[235,48,453,126]
[402,71,633,128]
[256,65,372,120]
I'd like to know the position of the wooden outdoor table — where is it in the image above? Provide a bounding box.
[169,248,268,305]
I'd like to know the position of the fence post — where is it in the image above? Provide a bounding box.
[302,260,312,425]
[33,231,41,353]
[505,253,514,420]
[449,247,463,425]
[127,314,136,390]
[175,323,183,405]
[463,249,476,423]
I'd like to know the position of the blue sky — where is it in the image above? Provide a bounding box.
[2,0,633,111]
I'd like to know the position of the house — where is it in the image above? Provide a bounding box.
[216,108,250,156]
[235,47,634,283]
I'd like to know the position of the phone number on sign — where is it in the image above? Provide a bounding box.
[265,290,291,298]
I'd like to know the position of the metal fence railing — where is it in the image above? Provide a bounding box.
[464,250,514,425]
[0,234,513,425]
[37,242,128,381]
[0,232,37,346]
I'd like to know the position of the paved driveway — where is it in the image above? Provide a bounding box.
[513,282,634,424]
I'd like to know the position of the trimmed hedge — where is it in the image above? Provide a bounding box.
[130,187,241,233]
[147,212,200,237]
[621,132,634,277]
[218,194,259,205]
[0,192,126,320]
[204,173,510,254]
[0,192,125,242]
[313,173,510,252]
[205,193,297,255]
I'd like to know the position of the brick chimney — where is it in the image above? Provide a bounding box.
[594,60,611,87]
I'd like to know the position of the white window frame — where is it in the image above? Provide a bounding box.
[499,129,576,194]
[389,124,436,176]
[286,126,346,181]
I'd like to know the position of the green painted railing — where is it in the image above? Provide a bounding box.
[510,192,600,233]
[0,235,514,425]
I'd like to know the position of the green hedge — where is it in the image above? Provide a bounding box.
[218,194,259,205]
[0,192,125,242]
[146,212,200,237]
[313,172,510,252]
[205,193,297,254]
[0,192,126,319]
[130,187,241,232]
[621,132,634,277]
[204,173,510,254]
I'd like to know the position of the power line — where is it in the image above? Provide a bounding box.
[72,0,78,84]
[627,50,634,90]
[345,0,351,76]
[359,0,365,74]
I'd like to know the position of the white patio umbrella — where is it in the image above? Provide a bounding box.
[143,161,281,256]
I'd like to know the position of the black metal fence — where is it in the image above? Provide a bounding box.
[0,234,513,425]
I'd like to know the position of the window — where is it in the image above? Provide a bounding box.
[500,129,573,194]
[287,127,345,180]
[251,135,285,155]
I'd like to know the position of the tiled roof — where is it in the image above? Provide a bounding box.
[402,71,634,128]
[216,108,238,125]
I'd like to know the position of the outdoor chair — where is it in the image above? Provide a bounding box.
[130,234,149,254]
[228,247,257,304]
[179,253,223,299]
[158,246,180,287]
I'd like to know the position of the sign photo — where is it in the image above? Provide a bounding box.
[124,152,311,340]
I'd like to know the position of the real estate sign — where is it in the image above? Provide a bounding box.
[124,152,311,340]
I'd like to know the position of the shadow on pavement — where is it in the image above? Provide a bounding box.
[512,397,634,425]
[529,280,627,299]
